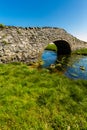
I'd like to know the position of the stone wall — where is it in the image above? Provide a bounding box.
[0,26,87,63]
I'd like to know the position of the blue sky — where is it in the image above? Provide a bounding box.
[0,0,87,41]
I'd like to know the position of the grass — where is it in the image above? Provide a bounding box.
[73,48,87,55]
[45,44,57,51]
[45,44,87,56]
[0,23,5,29]
[45,44,87,55]
[0,63,87,129]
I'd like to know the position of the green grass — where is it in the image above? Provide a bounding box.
[73,48,87,55]
[45,44,57,51]
[0,23,5,29]
[0,63,87,129]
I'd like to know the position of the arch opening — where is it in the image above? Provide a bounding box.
[54,40,71,55]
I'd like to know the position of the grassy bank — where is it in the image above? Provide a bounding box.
[0,63,87,129]
[45,43,57,51]
[45,44,87,56]
[73,48,87,55]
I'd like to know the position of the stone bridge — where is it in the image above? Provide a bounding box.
[0,26,87,63]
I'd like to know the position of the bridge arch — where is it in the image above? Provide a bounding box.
[54,40,71,55]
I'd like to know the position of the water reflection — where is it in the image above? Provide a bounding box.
[42,50,57,67]
[42,50,87,80]
[65,57,87,80]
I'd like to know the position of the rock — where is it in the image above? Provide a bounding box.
[50,64,55,69]
[80,66,85,70]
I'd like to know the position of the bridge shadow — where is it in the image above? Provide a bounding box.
[54,40,71,55]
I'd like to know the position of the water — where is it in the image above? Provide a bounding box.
[42,50,87,80]
[65,57,87,80]
[42,50,57,67]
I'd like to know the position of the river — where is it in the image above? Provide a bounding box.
[42,50,87,80]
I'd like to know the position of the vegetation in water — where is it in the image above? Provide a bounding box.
[73,48,87,55]
[45,43,57,51]
[0,63,87,129]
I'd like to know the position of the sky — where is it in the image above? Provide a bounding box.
[0,0,87,41]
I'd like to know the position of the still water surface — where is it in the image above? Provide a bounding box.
[42,50,57,67]
[42,50,87,80]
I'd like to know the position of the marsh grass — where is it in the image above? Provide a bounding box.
[0,63,87,129]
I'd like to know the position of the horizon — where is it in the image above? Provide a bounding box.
[0,0,87,41]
